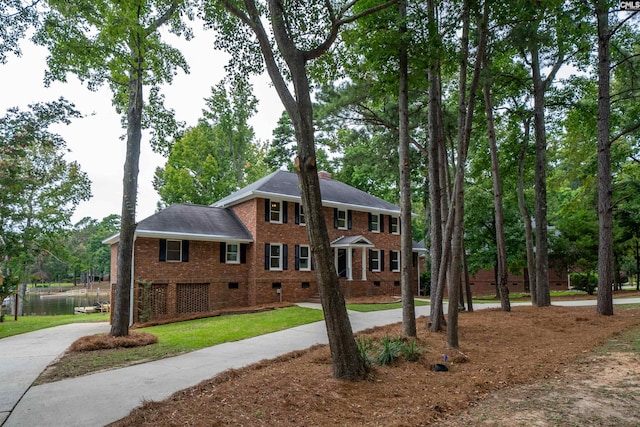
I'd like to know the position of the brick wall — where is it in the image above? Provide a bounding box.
[108,196,420,322]
[466,267,569,296]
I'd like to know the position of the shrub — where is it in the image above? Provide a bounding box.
[570,272,598,295]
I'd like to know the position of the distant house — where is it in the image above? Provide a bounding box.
[104,170,423,323]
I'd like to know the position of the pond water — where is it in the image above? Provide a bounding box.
[2,289,110,316]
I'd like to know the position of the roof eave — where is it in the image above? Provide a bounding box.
[103,230,253,245]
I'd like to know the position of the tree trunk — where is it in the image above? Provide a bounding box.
[530,38,551,307]
[463,240,473,312]
[517,117,537,305]
[398,0,416,337]
[483,77,510,312]
[595,0,613,315]
[111,64,143,337]
[426,0,445,331]
[266,0,367,380]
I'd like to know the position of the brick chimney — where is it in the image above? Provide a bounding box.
[318,170,332,180]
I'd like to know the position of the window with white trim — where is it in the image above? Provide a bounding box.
[337,209,347,229]
[270,201,282,223]
[370,249,381,272]
[270,243,283,270]
[390,250,400,272]
[371,214,380,232]
[226,243,239,264]
[298,245,311,271]
[391,216,400,234]
[166,240,182,262]
[298,204,306,226]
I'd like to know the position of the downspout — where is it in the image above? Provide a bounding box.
[417,254,421,296]
[130,233,136,327]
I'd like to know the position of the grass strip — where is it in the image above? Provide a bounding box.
[34,306,325,384]
[0,313,110,339]
[346,299,429,312]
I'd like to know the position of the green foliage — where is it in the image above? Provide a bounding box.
[375,336,403,366]
[0,100,91,281]
[356,337,373,369]
[0,275,19,302]
[154,78,266,206]
[0,0,40,63]
[34,0,193,153]
[570,273,598,295]
[402,339,421,362]
[356,336,422,366]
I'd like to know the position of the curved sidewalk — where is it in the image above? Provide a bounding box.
[3,299,640,426]
[0,322,111,425]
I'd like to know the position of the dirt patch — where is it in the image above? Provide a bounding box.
[437,351,640,426]
[109,305,640,426]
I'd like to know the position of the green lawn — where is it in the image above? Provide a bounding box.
[141,306,325,351]
[346,299,430,312]
[0,313,110,339]
[32,306,326,383]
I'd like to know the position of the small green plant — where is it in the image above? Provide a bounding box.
[356,337,373,368]
[402,339,421,362]
[375,336,403,366]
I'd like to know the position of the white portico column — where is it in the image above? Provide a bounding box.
[347,247,353,280]
[362,249,367,281]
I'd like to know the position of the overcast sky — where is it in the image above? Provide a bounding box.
[0,23,282,225]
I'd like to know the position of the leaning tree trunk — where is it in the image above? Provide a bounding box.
[426,0,446,331]
[111,64,143,337]
[398,0,416,337]
[264,0,367,380]
[483,77,510,312]
[595,0,613,315]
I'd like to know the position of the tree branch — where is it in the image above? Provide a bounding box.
[145,1,180,35]
[304,0,397,60]
[610,121,640,145]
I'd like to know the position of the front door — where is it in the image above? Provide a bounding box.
[337,248,347,278]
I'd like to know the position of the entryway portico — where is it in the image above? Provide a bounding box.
[331,235,374,281]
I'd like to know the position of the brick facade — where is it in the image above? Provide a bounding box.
[110,196,419,323]
[466,267,569,296]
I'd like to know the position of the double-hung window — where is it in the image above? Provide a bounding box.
[226,243,239,264]
[369,249,381,272]
[337,209,347,229]
[270,244,282,270]
[160,239,189,262]
[166,240,182,262]
[390,250,400,272]
[298,204,306,226]
[390,217,400,234]
[296,244,311,271]
[370,213,380,232]
[265,243,288,271]
[270,200,282,223]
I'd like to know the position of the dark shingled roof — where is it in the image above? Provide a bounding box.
[134,204,252,241]
[214,170,400,214]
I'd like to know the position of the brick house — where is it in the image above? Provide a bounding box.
[105,170,423,323]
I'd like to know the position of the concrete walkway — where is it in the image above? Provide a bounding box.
[2,298,639,427]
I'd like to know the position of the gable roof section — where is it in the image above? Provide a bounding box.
[213,170,401,215]
[102,204,253,245]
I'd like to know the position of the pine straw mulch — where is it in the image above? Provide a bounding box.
[108,305,640,427]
